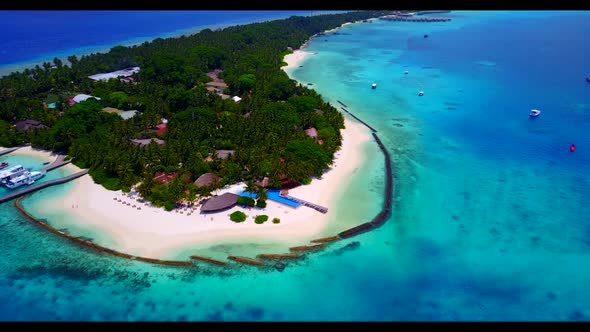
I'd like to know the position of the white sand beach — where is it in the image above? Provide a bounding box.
[281,49,315,72]
[20,118,372,260]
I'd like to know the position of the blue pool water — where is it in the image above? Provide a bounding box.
[238,190,301,208]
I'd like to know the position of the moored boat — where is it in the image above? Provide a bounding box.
[4,169,46,189]
[529,109,541,117]
[0,162,8,169]
[0,164,25,182]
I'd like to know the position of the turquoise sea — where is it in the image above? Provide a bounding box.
[1,11,590,321]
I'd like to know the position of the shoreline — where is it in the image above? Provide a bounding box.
[18,116,372,260]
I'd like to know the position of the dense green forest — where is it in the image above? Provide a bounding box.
[0,10,389,208]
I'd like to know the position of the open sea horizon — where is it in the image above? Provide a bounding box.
[0,10,589,321]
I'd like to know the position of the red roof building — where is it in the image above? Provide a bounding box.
[155,123,167,136]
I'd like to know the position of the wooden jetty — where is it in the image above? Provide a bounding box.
[289,243,325,252]
[0,147,21,156]
[279,192,328,213]
[416,10,451,15]
[380,15,451,22]
[190,255,228,266]
[257,253,303,260]
[0,169,88,203]
[227,256,266,266]
[310,235,340,243]
[43,155,71,171]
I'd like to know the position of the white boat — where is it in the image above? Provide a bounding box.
[418,91,424,96]
[529,109,541,117]
[371,83,377,89]
[4,170,46,189]
[404,70,409,74]
[0,164,26,182]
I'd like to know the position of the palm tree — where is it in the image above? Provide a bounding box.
[244,180,257,197]
[257,186,268,201]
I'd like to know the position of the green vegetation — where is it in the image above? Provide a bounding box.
[272,217,280,224]
[63,155,72,161]
[256,199,267,208]
[164,201,175,211]
[0,10,388,208]
[230,211,247,222]
[301,177,312,185]
[254,215,269,224]
[237,196,255,207]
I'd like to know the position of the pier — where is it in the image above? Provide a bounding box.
[379,15,451,22]
[0,147,21,156]
[279,191,328,213]
[43,155,71,171]
[0,170,88,203]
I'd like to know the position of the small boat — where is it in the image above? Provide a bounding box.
[418,91,424,96]
[586,74,590,82]
[424,34,429,38]
[0,162,8,169]
[404,70,409,75]
[529,109,541,117]
[570,144,576,152]
[42,161,50,165]
[371,83,377,89]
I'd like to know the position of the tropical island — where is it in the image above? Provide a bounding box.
[0,10,392,262]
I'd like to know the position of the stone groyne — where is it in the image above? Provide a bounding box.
[257,253,303,260]
[14,196,192,266]
[227,256,266,266]
[190,255,228,266]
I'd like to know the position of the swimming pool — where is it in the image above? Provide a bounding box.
[238,190,301,208]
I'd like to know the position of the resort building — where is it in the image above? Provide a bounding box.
[194,173,222,188]
[154,171,178,185]
[88,67,140,81]
[305,127,324,145]
[14,120,48,131]
[205,81,228,94]
[131,138,166,148]
[200,192,239,213]
[72,94,101,104]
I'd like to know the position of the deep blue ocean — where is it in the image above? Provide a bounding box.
[0,10,333,76]
[0,11,590,321]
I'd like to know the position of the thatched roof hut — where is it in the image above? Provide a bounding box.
[194,173,222,188]
[200,193,239,213]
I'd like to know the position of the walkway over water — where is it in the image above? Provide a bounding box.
[279,191,328,214]
[0,147,21,156]
[0,170,88,203]
[43,155,71,171]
